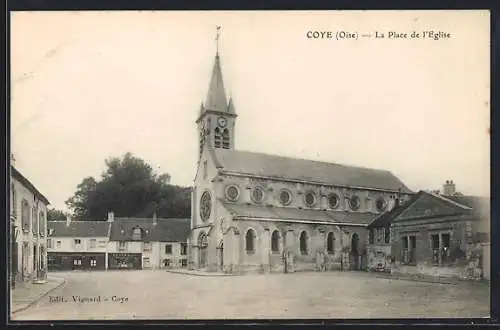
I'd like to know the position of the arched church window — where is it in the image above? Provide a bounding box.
[132,227,142,241]
[198,232,208,248]
[271,230,280,253]
[300,231,308,255]
[214,127,222,148]
[327,232,335,254]
[222,128,230,149]
[246,229,256,253]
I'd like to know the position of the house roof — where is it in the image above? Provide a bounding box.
[213,149,412,193]
[47,221,110,237]
[109,217,190,242]
[445,195,490,218]
[221,201,378,226]
[367,192,422,229]
[367,191,488,228]
[11,166,50,205]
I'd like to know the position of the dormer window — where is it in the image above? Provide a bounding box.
[132,227,142,241]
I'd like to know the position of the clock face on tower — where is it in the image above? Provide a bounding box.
[217,116,227,128]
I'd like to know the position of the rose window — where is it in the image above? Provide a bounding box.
[200,191,212,222]
[225,185,240,202]
[251,187,265,203]
[328,193,340,209]
[349,195,360,211]
[279,189,292,205]
[304,191,316,207]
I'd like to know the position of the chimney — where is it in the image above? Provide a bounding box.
[107,211,115,222]
[66,214,71,226]
[153,212,157,226]
[442,180,456,196]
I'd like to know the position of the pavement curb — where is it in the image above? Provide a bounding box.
[375,275,457,285]
[12,277,67,314]
[164,270,236,277]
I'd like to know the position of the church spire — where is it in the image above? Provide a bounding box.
[204,26,228,112]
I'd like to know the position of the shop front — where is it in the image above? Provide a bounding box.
[108,253,142,270]
[48,252,106,271]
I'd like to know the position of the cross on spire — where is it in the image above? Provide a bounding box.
[215,25,221,55]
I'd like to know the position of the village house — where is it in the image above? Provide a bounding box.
[107,213,190,270]
[10,165,50,286]
[46,217,111,271]
[46,212,190,271]
[366,180,490,281]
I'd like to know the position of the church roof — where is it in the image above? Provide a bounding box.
[204,54,228,112]
[221,201,378,226]
[213,149,412,193]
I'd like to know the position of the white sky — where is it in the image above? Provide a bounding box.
[11,10,490,210]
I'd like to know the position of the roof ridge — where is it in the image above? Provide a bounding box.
[428,192,473,210]
[216,148,395,174]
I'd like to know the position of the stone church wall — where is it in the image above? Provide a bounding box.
[217,175,410,215]
[232,220,369,274]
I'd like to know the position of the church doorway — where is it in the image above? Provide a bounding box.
[350,233,359,270]
[198,232,208,269]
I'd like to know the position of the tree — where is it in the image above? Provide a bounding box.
[65,152,191,220]
[47,208,67,221]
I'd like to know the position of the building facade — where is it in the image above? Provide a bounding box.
[106,213,190,270]
[366,181,490,281]
[47,217,110,271]
[47,212,190,271]
[10,166,50,285]
[188,50,414,274]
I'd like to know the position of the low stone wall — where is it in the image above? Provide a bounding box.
[391,261,483,281]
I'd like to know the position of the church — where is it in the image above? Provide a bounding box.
[188,38,414,274]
